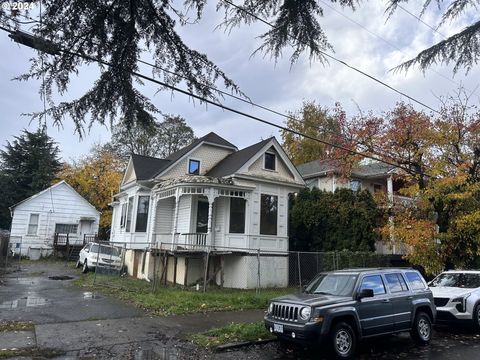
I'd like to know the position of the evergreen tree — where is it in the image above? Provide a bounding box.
[289,188,384,252]
[0,129,61,229]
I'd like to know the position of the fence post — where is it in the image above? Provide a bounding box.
[297,252,302,290]
[121,243,126,277]
[332,252,336,270]
[256,249,260,297]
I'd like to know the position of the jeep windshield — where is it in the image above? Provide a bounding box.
[430,273,480,288]
[305,273,358,297]
[90,244,121,257]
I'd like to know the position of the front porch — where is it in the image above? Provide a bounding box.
[148,179,254,251]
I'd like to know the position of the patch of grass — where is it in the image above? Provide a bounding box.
[73,272,293,316]
[0,347,61,359]
[191,322,275,348]
[0,321,34,332]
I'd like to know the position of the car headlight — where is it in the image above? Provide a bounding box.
[452,294,470,313]
[268,303,274,314]
[300,307,311,320]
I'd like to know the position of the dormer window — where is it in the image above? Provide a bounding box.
[188,159,200,175]
[264,152,276,171]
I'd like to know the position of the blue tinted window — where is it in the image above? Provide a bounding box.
[405,272,425,290]
[385,273,408,293]
[360,275,386,296]
[188,159,200,175]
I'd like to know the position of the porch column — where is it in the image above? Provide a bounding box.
[206,190,218,247]
[147,194,157,245]
[171,189,180,250]
[387,175,394,205]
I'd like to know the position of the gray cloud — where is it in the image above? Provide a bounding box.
[1,1,479,160]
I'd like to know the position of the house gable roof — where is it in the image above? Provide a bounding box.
[206,138,272,177]
[130,154,171,181]
[9,180,100,214]
[297,159,396,179]
[207,137,305,184]
[154,132,237,178]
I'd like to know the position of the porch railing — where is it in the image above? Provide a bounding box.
[183,233,208,249]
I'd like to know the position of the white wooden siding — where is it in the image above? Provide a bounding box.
[10,182,99,253]
[246,149,295,181]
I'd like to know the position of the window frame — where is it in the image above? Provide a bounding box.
[350,179,362,191]
[125,197,134,232]
[229,197,246,234]
[135,195,150,233]
[120,203,127,228]
[188,158,201,175]
[264,152,276,171]
[260,193,278,236]
[27,213,39,235]
[54,223,78,235]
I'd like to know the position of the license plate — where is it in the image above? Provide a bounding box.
[273,323,284,334]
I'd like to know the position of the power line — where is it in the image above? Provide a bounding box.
[0,25,434,178]
[222,0,440,114]
[318,0,467,92]
[3,13,393,160]
[397,4,449,40]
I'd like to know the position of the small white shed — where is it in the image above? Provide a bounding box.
[9,180,100,259]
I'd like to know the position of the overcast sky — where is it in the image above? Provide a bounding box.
[1,1,479,161]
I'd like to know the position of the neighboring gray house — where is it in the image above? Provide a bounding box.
[110,132,305,288]
[9,181,100,259]
[297,159,411,255]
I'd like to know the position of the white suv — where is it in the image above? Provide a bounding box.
[429,270,480,328]
[76,242,122,273]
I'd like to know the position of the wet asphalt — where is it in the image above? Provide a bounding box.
[1,262,480,359]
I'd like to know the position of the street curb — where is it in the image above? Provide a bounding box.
[214,338,277,352]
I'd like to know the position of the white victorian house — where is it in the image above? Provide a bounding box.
[110,132,305,288]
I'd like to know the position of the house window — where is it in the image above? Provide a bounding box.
[27,214,39,235]
[55,224,78,234]
[196,200,208,233]
[188,159,200,175]
[126,197,134,232]
[135,196,150,232]
[229,198,246,233]
[260,194,278,235]
[264,152,276,171]
[350,180,361,191]
[120,203,127,228]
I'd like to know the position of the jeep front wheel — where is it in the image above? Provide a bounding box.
[410,311,432,344]
[331,322,356,359]
[82,260,89,274]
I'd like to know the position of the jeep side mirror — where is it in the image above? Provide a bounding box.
[357,288,374,300]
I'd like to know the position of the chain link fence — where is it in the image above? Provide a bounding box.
[85,242,406,296]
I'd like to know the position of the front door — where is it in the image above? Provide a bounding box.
[196,200,208,233]
[79,220,93,242]
[357,274,394,336]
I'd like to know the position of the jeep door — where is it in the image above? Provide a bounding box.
[357,274,394,336]
[384,273,413,331]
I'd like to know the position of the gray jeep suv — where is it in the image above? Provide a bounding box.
[264,268,436,359]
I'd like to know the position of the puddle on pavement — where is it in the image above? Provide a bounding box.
[83,292,102,299]
[134,349,179,360]
[0,296,48,309]
[16,278,38,285]
[48,276,73,280]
